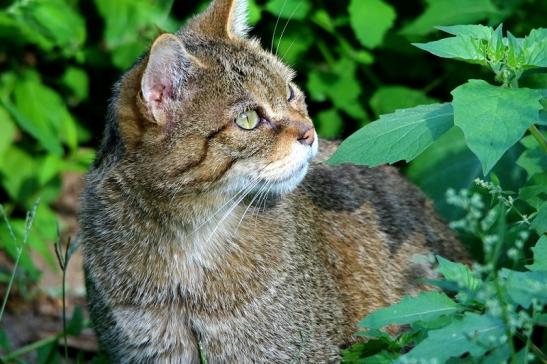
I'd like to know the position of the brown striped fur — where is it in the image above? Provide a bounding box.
[80,0,468,362]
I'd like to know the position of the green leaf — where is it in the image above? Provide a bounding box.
[517,135,547,179]
[61,67,89,105]
[349,0,396,49]
[532,202,547,235]
[401,0,499,36]
[316,109,343,139]
[413,36,488,65]
[0,146,40,204]
[66,305,85,336]
[95,0,178,68]
[519,173,547,209]
[522,28,547,68]
[275,25,314,65]
[502,269,547,308]
[451,80,543,175]
[359,291,459,330]
[526,235,547,272]
[328,103,454,166]
[265,0,310,21]
[436,24,494,39]
[437,256,481,291]
[9,0,86,55]
[370,86,437,117]
[0,106,16,158]
[306,59,366,119]
[397,313,505,362]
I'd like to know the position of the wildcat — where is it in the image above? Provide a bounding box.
[79,0,468,362]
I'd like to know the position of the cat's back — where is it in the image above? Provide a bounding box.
[293,140,466,322]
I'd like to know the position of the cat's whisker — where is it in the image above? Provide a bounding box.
[253,181,273,229]
[191,175,261,235]
[270,0,289,53]
[235,181,269,233]
[281,38,297,63]
[275,0,304,56]
[205,179,260,243]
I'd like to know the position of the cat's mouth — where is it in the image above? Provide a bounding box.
[255,136,319,195]
[224,135,318,196]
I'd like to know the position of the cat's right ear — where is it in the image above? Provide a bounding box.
[141,33,196,125]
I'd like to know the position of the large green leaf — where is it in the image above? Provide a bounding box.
[359,291,459,330]
[526,235,547,272]
[451,80,543,175]
[328,103,454,166]
[349,0,396,49]
[398,313,505,362]
[401,0,499,36]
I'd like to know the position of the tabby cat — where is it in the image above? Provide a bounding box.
[80,0,468,362]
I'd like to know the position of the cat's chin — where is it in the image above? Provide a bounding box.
[261,162,310,195]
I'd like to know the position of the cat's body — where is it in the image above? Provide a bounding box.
[80,0,467,362]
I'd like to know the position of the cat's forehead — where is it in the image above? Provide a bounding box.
[193,38,295,83]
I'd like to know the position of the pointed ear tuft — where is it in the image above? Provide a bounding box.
[188,0,249,39]
[141,34,191,124]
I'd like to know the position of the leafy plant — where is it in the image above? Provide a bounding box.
[333,24,546,363]
[0,0,545,362]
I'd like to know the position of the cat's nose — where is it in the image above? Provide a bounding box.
[298,127,315,146]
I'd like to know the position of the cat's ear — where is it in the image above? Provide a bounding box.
[189,0,249,39]
[141,33,193,124]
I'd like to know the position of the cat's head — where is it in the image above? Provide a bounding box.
[112,0,317,198]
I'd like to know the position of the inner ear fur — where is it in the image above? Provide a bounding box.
[140,33,193,125]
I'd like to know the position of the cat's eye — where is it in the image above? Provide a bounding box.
[287,84,295,102]
[235,110,260,130]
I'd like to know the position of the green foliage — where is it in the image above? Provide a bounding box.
[0,0,545,362]
[359,291,459,329]
[338,20,546,363]
[328,103,454,165]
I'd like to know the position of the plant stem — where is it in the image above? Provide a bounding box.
[0,334,60,362]
[515,331,547,363]
[494,278,517,362]
[528,125,547,153]
[62,259,68,363]
[0,201,39,323]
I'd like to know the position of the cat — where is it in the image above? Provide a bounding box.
[79,0,468,362]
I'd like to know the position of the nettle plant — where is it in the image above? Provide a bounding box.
[331,25,547,363]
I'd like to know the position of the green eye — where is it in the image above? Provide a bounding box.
[235,110,260,130]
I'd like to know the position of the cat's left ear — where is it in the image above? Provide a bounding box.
[189,0,249,39]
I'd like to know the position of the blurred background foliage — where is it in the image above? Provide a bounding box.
[0,0,545,359]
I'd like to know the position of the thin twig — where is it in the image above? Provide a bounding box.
[0,200,40,323]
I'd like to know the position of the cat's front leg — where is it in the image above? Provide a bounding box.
[94,303,200,364]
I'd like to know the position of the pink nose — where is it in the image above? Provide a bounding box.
[298,127,315,146]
